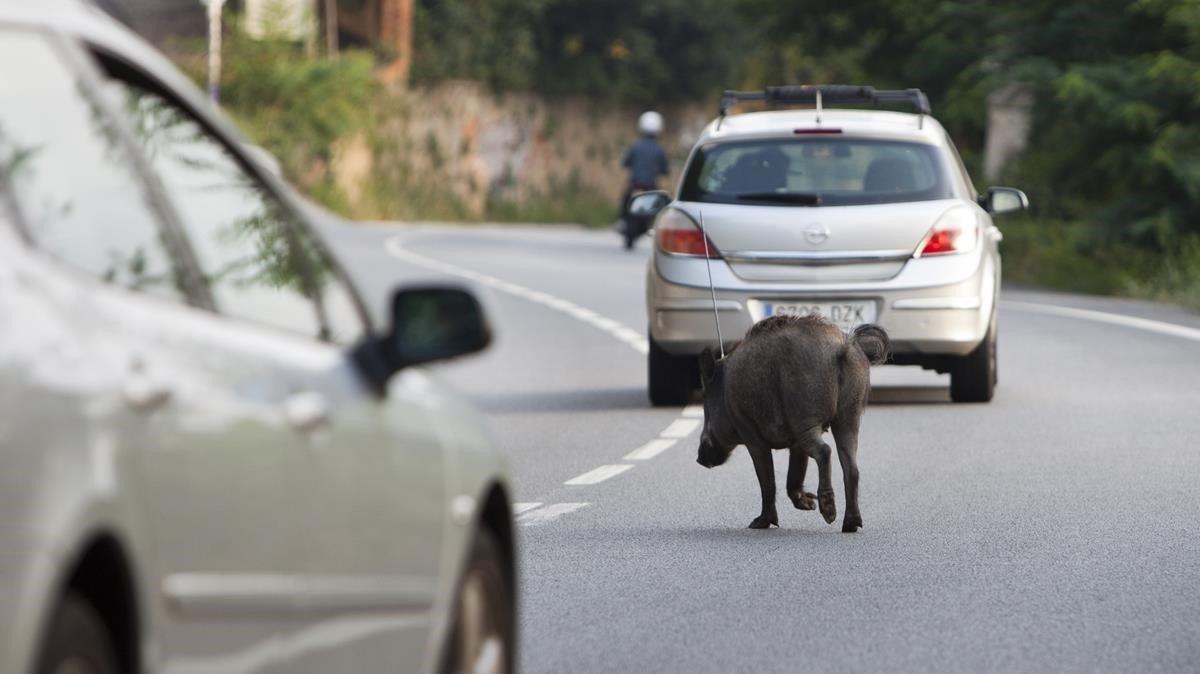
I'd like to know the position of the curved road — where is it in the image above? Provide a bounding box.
[328,223,1200,673]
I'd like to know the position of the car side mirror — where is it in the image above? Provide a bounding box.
[353,285,491,393]
[627,190,671,216]
[982,187,1028,215]
[389,286,491,367]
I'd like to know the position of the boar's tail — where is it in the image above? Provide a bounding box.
[845,324,890,365]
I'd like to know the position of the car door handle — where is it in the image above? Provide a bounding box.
[285,391,329,432]
[123,374,172,412]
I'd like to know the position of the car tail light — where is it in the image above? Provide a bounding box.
[656,209,721,258]
[915,207,979,257]
[793,128,843,135]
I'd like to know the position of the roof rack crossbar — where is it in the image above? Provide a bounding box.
[718,85,931,119]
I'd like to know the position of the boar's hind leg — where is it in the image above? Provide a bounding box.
[832,419,863,533]
[801,433,838,525]
[786,450,816,511]
[746,445,779,529]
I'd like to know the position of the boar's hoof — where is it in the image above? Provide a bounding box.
[789,491,817,511]
[841,514,863,533]
[818,491,837,524]
[748,514,778,529]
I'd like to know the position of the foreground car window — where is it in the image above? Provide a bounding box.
[0,32,183,300]
[108,76,331,339]
[680,138,953,207]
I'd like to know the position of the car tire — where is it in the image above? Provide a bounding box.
[648,334,695,406]
[950,318,997,403]
[441,528,514,674]
[36,592,119,674]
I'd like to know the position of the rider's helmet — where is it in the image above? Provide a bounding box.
[638,111,664,136]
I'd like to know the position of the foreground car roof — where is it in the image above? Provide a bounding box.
[699,109,948,145]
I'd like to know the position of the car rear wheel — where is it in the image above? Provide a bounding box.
[36,592,119,674]
[441,528,513,674]
[950,318,997,403]
[648,334,695,406]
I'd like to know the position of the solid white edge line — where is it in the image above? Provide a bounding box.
[1003,300,1200,342]
[681,405,704,418]
[624,438,678,461]
[564,464,634,486]
[385,235,651,356]
[659,418,702,439]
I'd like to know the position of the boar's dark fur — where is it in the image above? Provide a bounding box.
[696,315,889,532]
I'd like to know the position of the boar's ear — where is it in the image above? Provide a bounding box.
[699,347,718,387]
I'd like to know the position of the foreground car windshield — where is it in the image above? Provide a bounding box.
[679,138,953,206]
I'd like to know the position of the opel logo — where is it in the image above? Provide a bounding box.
[804,223,831,245]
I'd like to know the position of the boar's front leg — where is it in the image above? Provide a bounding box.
[746,445,778,529]
[786,449,816,511]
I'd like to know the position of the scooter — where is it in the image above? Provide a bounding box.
[620,188,657,250]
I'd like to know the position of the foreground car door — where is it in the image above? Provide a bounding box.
[0,31,307,673]
[96,61,449,671]
[124,292,325,674]
[277,226,450,672]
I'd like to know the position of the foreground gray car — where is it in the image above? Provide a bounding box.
[0,2,514,673]
[636,86,1028,405]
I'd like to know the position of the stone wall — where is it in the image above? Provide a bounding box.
[341,80,713,220]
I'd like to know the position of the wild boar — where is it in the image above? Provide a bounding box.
[696,315,889,532]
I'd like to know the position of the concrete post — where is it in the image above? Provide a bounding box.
[983,83,1034,182]
[206,0,225,104]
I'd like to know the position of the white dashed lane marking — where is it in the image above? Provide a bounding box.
[385,235,706,523]
[660,418,702,439]
[624,438,678,461]
[517,503,590,526]
[564,464,634,486]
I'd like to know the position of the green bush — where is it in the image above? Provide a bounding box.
[485,191,615,228]
[1124,235,1200,311]
[1000,218,1150,294]
[176,19,381,212]
[1002,218,1200,310]
[221,36,377,168]
[412,0,748,104]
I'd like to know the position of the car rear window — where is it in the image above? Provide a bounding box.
[679,137,953,207]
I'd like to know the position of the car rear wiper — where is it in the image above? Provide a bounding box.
[734,192,822,205]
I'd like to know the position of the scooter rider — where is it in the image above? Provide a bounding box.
[619,111,668,244]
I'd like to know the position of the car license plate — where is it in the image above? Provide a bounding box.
[760,301,876,331]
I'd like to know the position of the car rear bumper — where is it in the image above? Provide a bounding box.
[647,251,997,358]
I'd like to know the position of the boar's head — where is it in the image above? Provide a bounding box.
[696,347,738,468]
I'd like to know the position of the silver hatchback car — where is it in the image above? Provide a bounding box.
[0,3,514,673]
[636,85,1028,405]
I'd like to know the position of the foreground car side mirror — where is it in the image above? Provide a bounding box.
[389,286,491,367]
[981,187,1029,215]
[354,285,491,393]
[628,190,671,216]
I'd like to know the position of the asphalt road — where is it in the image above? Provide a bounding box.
[326,222,1200,673]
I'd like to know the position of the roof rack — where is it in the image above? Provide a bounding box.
[717,85,931,127]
